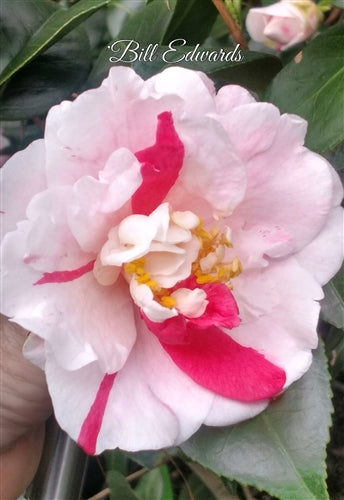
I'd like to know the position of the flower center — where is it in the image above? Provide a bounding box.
[94,202,242,321]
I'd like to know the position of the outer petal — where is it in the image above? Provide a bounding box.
[204,394,269,426]
[2,226,136,373]
[296,207,344,285]
[1,140,47,235]
[147,67,216,117]
[215,85,256,114]
[231,257,322,387]
[230,113,336,256]
[46,322,215,453]
[218,102,282,161]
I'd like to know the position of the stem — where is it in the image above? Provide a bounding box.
[211,0,248,49]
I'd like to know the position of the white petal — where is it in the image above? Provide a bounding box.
[171,288,208,318]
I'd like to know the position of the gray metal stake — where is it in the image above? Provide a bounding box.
[28,418,88,500]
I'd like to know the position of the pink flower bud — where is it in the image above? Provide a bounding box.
[246,0,323,51]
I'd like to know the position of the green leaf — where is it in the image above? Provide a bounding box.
[181,343,332,500]
[324,325,344,378]
[265,22,344,153]
[0,0,54,73]
[107,470,139,500]
[105,448,128,476]
[333,0,344,8]
[135,465,174,500]
[0,0,112,86]
[162,0,218,45]
[321,270,344,330]
[126,450,167,470]
[0,27,91,120]
[187,462,239,500]
[178,472,217,500]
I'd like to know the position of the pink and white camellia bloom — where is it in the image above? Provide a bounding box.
[1,67,343,455]
[246,0,323,51]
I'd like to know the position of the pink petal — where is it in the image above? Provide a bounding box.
[176,117,246,214]
[230,258,322,388]
[68,148,142,253]
[148,67,216,117]
[131,112,184,215]
[296,207,344,285]
[1,140,47,234]
[204,394,269,426]
[2,224,137,373]
[231,113,337,256]
[215,85,256,114]
[45,324,214,453]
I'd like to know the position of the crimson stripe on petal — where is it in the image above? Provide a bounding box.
[34,259,95,285]
[78,372,117,455]
[131,111,184,215]
[161,323,286,402]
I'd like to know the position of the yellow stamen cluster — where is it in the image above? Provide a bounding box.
[192,220,242,287]
[124,219,242,310]
[124,258,176,308]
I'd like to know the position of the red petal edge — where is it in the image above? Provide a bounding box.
[78,372,117,455]
[34,260,95,285]
[131,111,184,215]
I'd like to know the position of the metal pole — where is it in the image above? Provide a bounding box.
[28,418,88,500]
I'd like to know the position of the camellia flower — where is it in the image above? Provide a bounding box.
[1,67,343,455]
[246,0,323,51]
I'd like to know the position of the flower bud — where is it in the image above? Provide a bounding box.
[246,0,323,51]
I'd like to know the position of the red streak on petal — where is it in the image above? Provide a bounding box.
[162,323,286,401]
[34,259,96,285]
[78,372,117,455]
[142,312,188,345]
[131,111,184,215]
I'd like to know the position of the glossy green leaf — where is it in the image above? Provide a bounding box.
[324,326,344,378]
[107,471,139,500]
[188,462,239,500]
[135,465,173,500]
[0,27,91,120]
[105,448,128,476]
[0,0,111,86]
[178,472,217,500]
[0,0,54,73]
[126,450,167,470]
[181,344,332,500]
[162,0,218,44]
[321,271,344,330]
[265,22,344,153]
